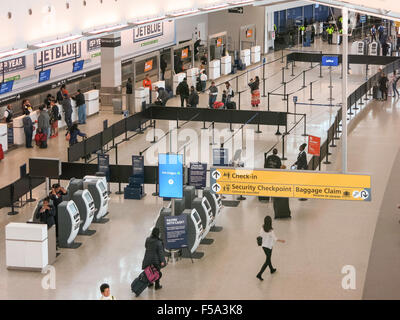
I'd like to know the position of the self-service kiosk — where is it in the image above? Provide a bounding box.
[57,201,81,249]
[72,190,96,236]
[203,187,223,232]
[183,186,196,209]
[191,197,214,244]
[369,41,379,56]
[181,209,204,255]
[83,176,109,223]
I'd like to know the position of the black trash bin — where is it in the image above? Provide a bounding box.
[273,197,291,219]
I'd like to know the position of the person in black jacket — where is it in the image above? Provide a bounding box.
[72,89,86,124]
[36,197,56,229]
[22,113,34,148]
[141,228,166,290]
[187,86,199,108]
[294,143,308,170]
[160,56,167,81]
[265,148,282,169]
[176,78,189,107]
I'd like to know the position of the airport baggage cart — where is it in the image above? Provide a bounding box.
[273,197,291,219]
[131,271,149,297]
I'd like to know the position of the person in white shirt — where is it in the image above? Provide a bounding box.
[200,71,208,92]
[256,215,285,280]
[100,283,116,300]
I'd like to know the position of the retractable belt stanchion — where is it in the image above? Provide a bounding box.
[26,175,36,203]
[114,144,123,195]
[267,92,270,110]
[281,67,285,84]
[291,61,295,76]
[281,133,287,161]
[262,60,267,97]
[151,120,157,144]
[302,114,308,137]
[302,70,306,88]
[282,83,287,100]
[8,184,18,216]
[309,82,314,101]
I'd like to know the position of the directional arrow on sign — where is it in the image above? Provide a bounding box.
[212,170,221,180]
[212,183,221,193]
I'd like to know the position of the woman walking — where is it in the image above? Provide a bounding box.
[256,216,285,280]
[249,76,260,107]
[142,227,166,290]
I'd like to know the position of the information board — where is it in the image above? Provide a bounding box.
[308,135,321,156]
[0,81,13,95]
[322,56,339,67]
[213,148,229,166]
[72,60,84,72]
[98,154,110,181]
[210,167,371,201]
[159,154,183,199]
[164,215,188,250]
[144,60,153,72]
[189,163,207,189]
[39,69,51,83]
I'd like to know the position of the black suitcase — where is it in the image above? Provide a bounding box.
[273,197,291,219]
[131,271,149,297]
[226,101,236,109]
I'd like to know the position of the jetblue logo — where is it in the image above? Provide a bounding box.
[322,56,338,67]
[134,22,164,43]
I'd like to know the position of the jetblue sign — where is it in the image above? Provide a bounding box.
[322,56,339,67]
[158,153,183,199]
[34,42,81,70]
[134,22,164,42]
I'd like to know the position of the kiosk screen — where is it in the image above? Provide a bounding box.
[99,181,106,192]
[84,192,93,202]
[68,202,79,219]
[204,200,211,211]
[194,212,201,223]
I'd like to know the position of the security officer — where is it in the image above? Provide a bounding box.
[299,24,306,43]
[338,28,343,45]
[3,104,13,123]
[327,25,334,45]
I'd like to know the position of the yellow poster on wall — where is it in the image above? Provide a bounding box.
[210,167,371,201]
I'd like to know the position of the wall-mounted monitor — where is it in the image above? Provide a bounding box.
[72,60,84,72]
[39,69,51,83]
[0,81,14,95]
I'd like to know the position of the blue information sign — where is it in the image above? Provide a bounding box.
[189,162,207,189]
[72,60,84,72]
[360,15,366,23]
[164,215,188,250]
[322,56,339,67]
[213,148,229,166]
[0,81,14,95]
[39,69,51,83]
[158,154,183,199]
[293,96,298,103]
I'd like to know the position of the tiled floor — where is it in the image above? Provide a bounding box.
[0,39,399,299]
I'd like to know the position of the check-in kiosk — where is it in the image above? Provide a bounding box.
[368,41,379,56]
[181,209,203,254]
[83,175,109,223]
[72,190,96,236]
[207,31,227,76]
[66,178,83,200]
[191,197,214,243]
[183,186,196,209]
[350,41,365,74]
[203,187,223,232]
[57,201,81,249]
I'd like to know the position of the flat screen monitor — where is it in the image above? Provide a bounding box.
[68,201,78,215]
[72,60,84,72]
[158,153,183,199]
[204,199,211,210]
[39,69,51,83]
[99,181,106,192]
[84,191,93,202]
[193,211,201,223]
[0,81,14,95]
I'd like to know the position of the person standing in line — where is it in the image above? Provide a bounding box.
[160,56,167,81]
[22,113,34,148]
[187,86,199,108]
[62,94,73,128]
[72,89,86,124]
[371,25,377,42]
[256,216,285,280]
[293,143,308,170]
[126,77,133,113]
[22,99,33,115]
[99,283,116,300]
[56,85,68,103]
[49,100,60,138]
[379,72,389,101]
[176,78,189,107]
[249,77,260,107]
[66,123,86,146]
[142,227,166,291]
[49,183,67,239]
[37,105,50,142]
[225,82,234,104]
[143,74,152,104]
[208,81,218,108]
[200,70,208,92]
[3,104,13,123]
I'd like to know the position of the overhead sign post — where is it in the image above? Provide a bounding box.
[210,167,371,201]
[322,55,339,104]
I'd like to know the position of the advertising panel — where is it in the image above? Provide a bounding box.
[164,215,188,250]
[159,153,183,199]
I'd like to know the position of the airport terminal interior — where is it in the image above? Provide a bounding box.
[0,0,400,301]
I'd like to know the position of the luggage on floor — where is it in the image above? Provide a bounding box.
[373,85,381,100]
[213,101,225,109]
[144,265,160,284]
[226,101,236,109]
[131,271,149,297]
[196,79,202,92]
[0,144,4,161]
[273,197,291,219]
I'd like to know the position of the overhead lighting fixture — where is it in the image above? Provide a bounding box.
[84,24,129,35]
[0,48,27,60]
[129,15,166,26]
[29,34,82,49]
[167,9,200,18]
[200,3,229,11]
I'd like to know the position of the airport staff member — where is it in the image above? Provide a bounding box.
[371,25,377,42]
[143,74,152,103]
[3,104,13,123]
[327,25,334,45]
[36,197,56,229]
[293,143,308,170]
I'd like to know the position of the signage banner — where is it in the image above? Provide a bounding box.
[216,38,223,47]
[228,7,244,14]
[134,22,164,42]
[132,155,144,176]
[308,135,321,156]
[210,167,371,201]
[0,81,14,95]
[213,148,229,166]
[101,37,121,48]
[158,153,183,199]
[87,38,101,52]
[164,215,188,250]
[189,163,207,189]
[322,55,339,67]
[0,57,26,75]
[181,48,189,59]
[34,42,82,70]
[246,29,253,38]
[144,59,153,72]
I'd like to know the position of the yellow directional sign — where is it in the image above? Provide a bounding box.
[210,167,371,201]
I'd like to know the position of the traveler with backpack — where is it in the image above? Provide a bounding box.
[256,215,285,280]
[154,86,169,106]
[37,105,50,142]
[187,86,199,108]
[141,227,166,291]
[22,113,34,148]
[176,78,190,107]
[49,100,60,138]
[66,124,86,146]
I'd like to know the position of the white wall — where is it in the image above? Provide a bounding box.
[175,14,209,43]
[208,6,266,52]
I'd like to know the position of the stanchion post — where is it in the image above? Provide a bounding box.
[319,62,323,78]
[202,121,206,130]
[238,91,241,110]
[275,125,281,136]
[262,61,267,97]
[302,114,308,136]
[267,92,270,111]
[281,49,284,63]
[151,120,157,144]
[26,175,36,203]
[309,82,314,101]
[323,141,331,164]
[302,70,306,88]
[282,83,287,100]
[115,144,124,195]
[281,67,285,84]
[281,134,287,160]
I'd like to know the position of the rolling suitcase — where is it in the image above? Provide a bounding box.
[273,197,291,219]
[226,101,236,109]
[373,85,381,100]
[131,271,149,297]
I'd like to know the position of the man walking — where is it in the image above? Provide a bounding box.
[208,81,218,108]
[62,94,73,128]
[37,105,50,142]
[176,78,189,107]
[72,89,86,124]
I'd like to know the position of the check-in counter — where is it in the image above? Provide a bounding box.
[12,110,39,146]
[209,59,221,80]
[186,68,199,88]
[84,89,100,116]
[221,55,232,75]
[251,46,261,64]
[6,222,56,272]
[240,49,251,67]
[0,123,8,151]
